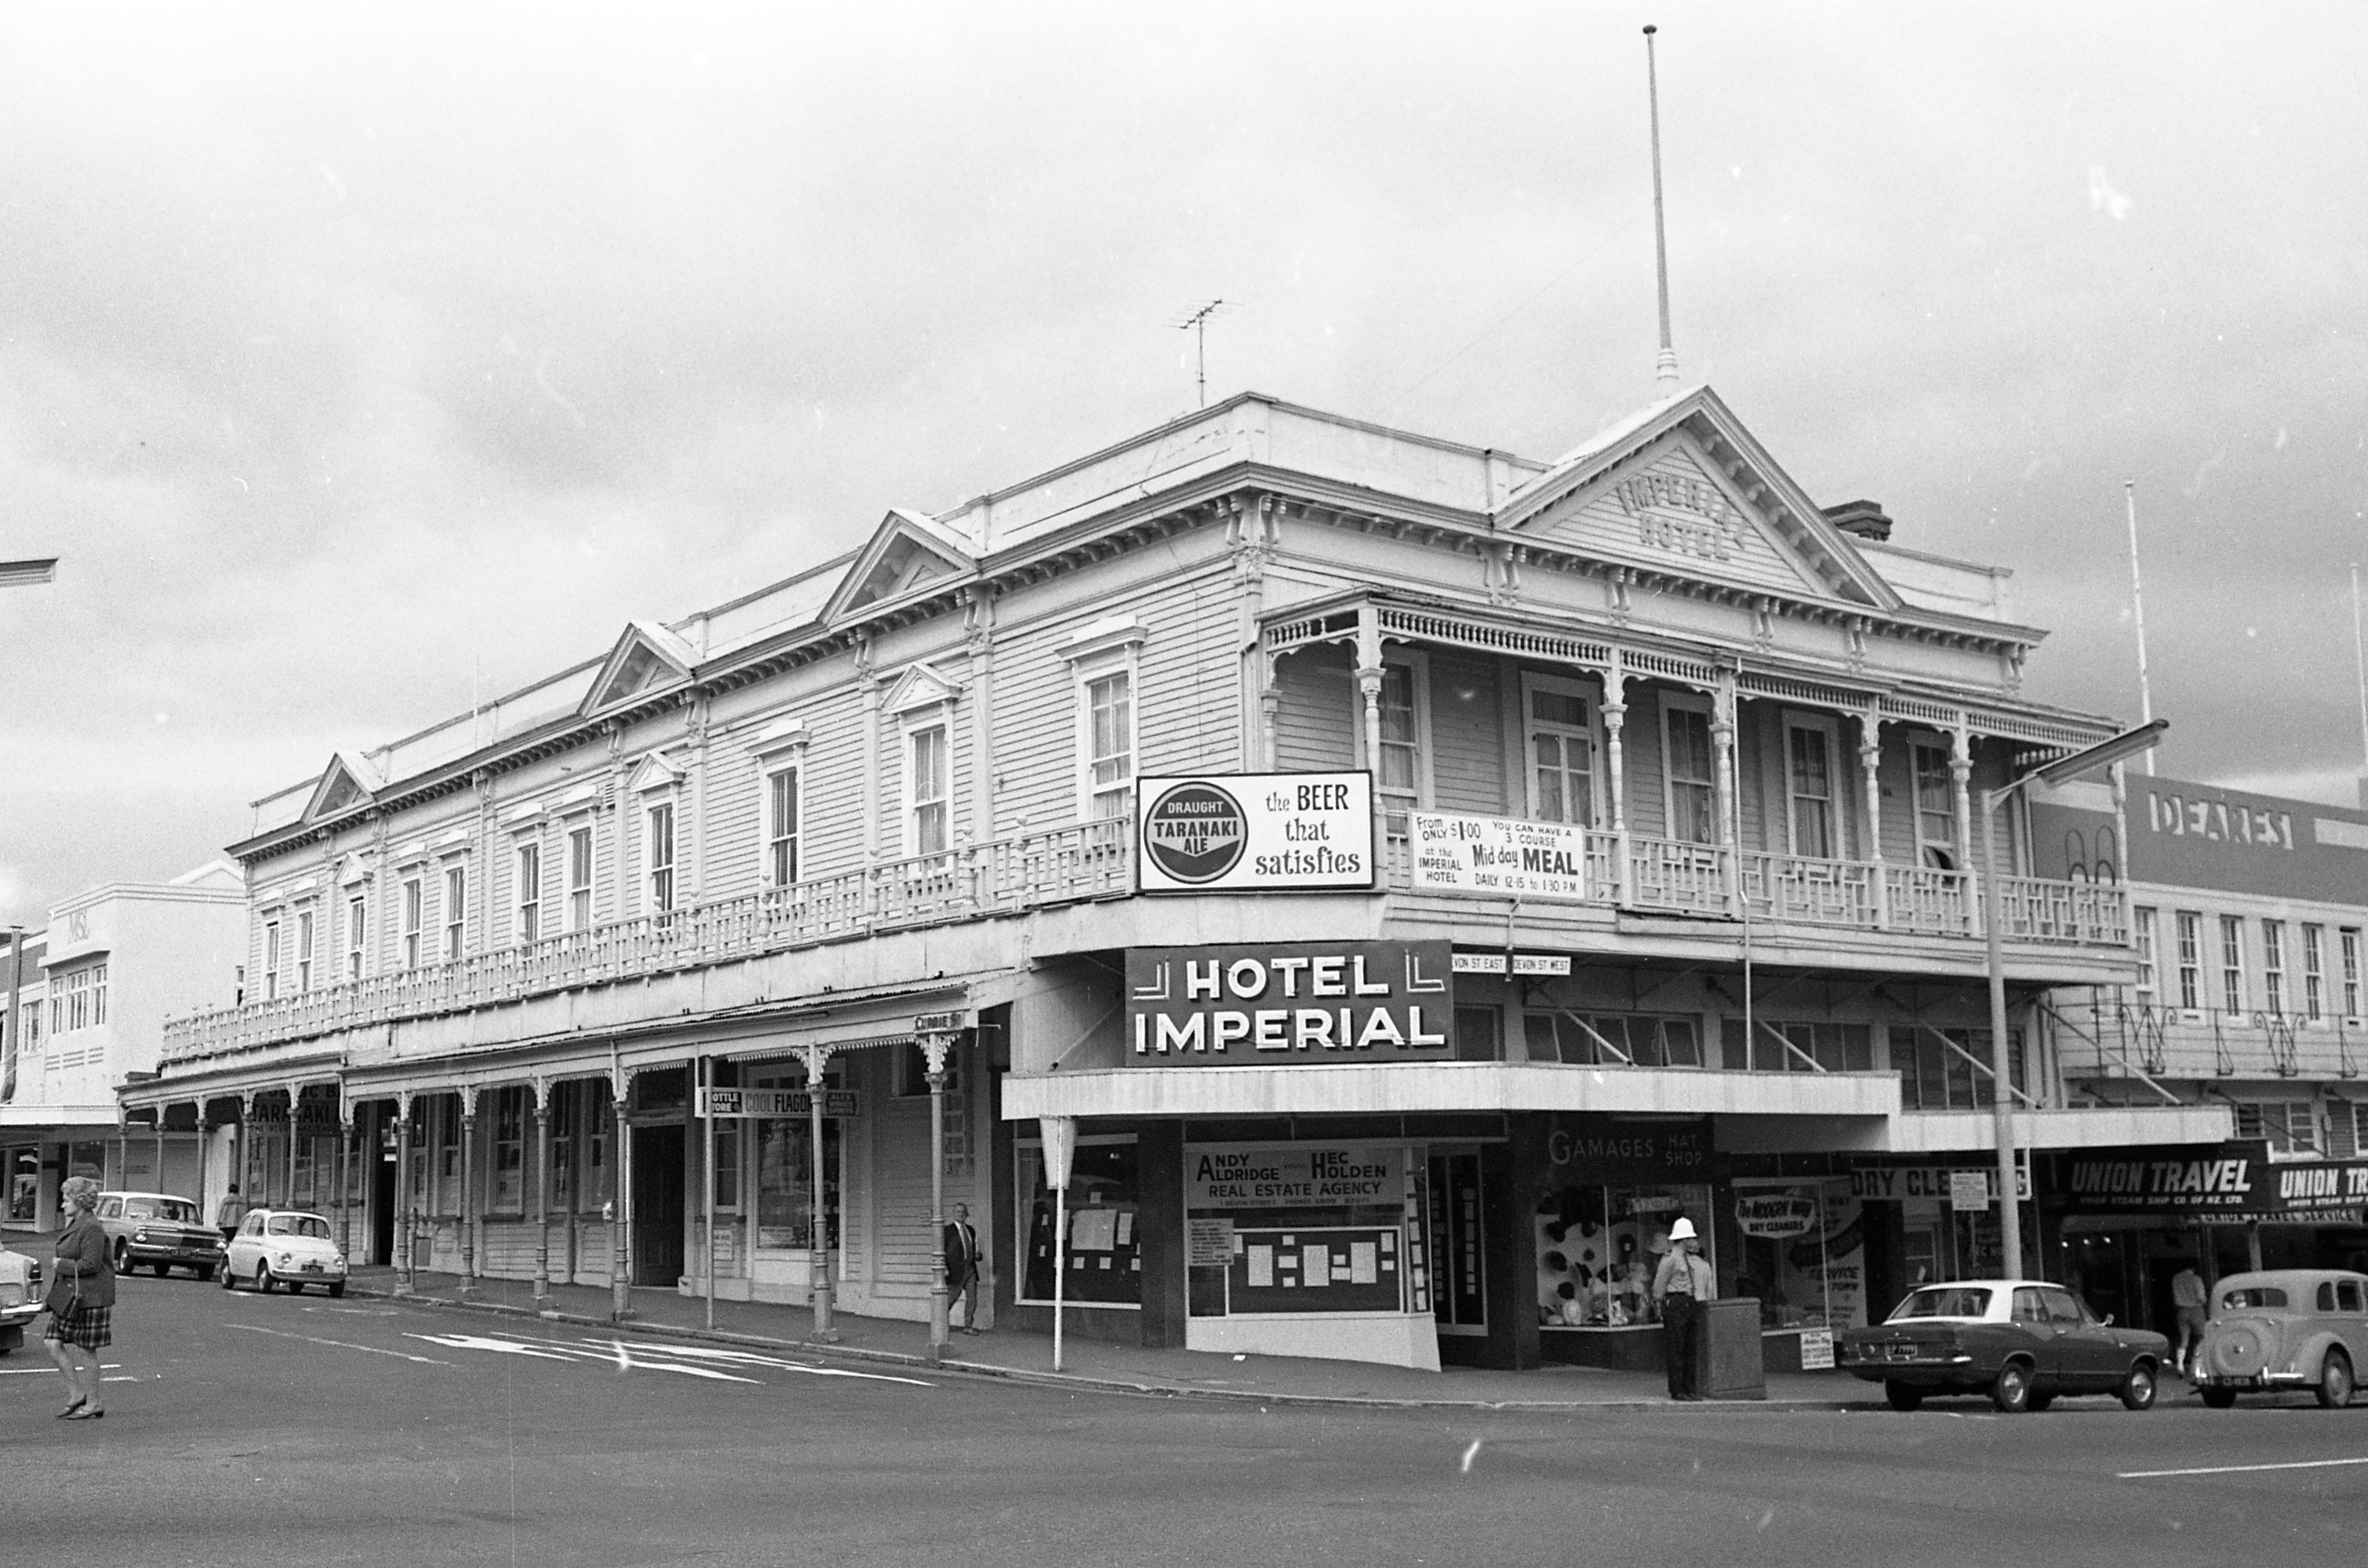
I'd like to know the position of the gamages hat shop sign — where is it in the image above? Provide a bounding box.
[1126,941,1454,1064]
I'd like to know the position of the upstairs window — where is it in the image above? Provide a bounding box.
[2175,911,2202,1011]
[443,865,468,962]
[1663,699,1716,846]
[516,841,543,945]
[401,877,423,969]
[567,825,595,931]
[264,919,282,1002]
[2234,1100,2317,1154]
[296,908,315,993]
[1523,676,1596,827]
[2132,907,2158,1004]
[767,767,801,887]
[2220,914,2245,1015]
[1910,742,1958,871]
[1784,718,1838,860]
[2303,925,2326,1021]
[1084,670,1135,821]
[346,895,368,980]
[2344,928,2362,1018]
[646,802,677,913]
[1375,660,1424,835]
[906,725,949,857]
[2262,920,2287,1018]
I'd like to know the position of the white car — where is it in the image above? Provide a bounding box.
[222,1208,348,1297]
[0,1244,40,1352]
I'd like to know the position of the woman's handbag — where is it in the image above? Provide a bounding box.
[43,1268,78,1319]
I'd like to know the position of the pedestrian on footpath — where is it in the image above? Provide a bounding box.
[2171,1261,2208,1378]
[943,1202,983,1335]
[1652,1216,1714,1402]
[216,1182,247,1246]
[44,1176,114,1421]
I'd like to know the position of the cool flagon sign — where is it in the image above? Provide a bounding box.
[1125,941,1454,1064]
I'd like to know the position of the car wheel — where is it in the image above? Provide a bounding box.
[2201,1386,2239,1409]
[1991,1360,2036,1414]
[256,1265,276,1295]
[2317,1349,2353,1409]
[112,1239,131,1273]
[328,1282,346,1299]
[2027,1392,2056,1413]
[1883,1380,1923,1412]
[2120,1360,2157,1411]
[221,1261,237,1290]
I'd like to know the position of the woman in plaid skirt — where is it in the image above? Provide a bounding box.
[44,1176,114,1420]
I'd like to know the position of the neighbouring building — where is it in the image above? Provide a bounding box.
[1,862,246,1231]
[2034,773,2368,1334]
[123,385,2220,1372]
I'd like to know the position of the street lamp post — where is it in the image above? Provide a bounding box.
[1982,719,2167,1281]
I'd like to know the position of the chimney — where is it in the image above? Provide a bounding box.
[1822,500,1893,541]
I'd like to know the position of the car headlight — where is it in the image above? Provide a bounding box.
[273,1252,295,1270]
[133,1229,149,1242]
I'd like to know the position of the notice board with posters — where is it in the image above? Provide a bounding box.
[1185,1143,1413,1318]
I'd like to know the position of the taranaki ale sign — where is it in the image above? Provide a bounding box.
[1135,772,1374,893]
[1125,940,1454,1064]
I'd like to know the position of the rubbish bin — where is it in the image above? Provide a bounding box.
[1700,1297,1767,1400]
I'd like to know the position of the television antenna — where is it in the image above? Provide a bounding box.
[1172,299,1233,409]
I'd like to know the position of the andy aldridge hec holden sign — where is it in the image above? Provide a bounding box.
[1125,941,1454,1064]
[1135,772,1373,894]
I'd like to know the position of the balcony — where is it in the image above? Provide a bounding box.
[2053,996,2368,1083]
[163,816,2129,1068]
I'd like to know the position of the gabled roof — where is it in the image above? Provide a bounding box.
[1498,385,1903,613]
[882,662,966,717]
[580,620,699,718]
[302,752,385,824]
[821,509,979,625]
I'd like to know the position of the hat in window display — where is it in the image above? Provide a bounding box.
[1544,1250,1569,1273]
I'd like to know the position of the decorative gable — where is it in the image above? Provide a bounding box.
[304,753,384,824]
[624,750,687,795]
[824,509,977,623]
[1499,388,1900,612]
[581,620,697,717]
[883,663,965,719]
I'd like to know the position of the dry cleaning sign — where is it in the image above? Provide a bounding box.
[1136,772,1373,893]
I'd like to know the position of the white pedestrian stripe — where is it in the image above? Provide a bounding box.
[404,1332,578,1362]
[399,1329,932,1388]
[2119,1456,2368,1479]
[227,1322,452,1365]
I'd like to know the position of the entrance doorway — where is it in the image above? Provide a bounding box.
[370,1120,397,1267]
[1428,1151,1488,1334]
[632,1123,685,1286]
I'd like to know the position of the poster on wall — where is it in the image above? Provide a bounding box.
[1732,1178,1866,1332]
[1126,941,1454,1064]
[1135,772,1373,893]
[1409,811,1589,901]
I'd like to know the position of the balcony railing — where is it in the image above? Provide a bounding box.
[2056,993,2367,1083]
[162,819,1136,1065]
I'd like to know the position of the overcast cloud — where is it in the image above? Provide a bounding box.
[1,2,2361,926]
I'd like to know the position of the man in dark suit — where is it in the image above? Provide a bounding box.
[943,1202,983,1335]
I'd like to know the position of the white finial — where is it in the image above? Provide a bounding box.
[1644,25,1678,400]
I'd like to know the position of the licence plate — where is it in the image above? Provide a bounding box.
[302,1263,324,1273]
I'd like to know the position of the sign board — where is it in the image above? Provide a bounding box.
[1410,812,1589,901]
[1187,1217,1237,1267]
[2050,1141,2368,1217]
[695,1088,860,1119]
[1734,1192,1818,1239]
[1949,1171,1992,1213]
[1798,1328,1836,1371]
[1126,941,1454,1064]
[1187,1145,1405,1209]
[1451,952,1571,976]
[912,1010,972,1035]
[1135,772,1373,893]
[1541,1114,1719,1184]
[1849,1165,2031,1203]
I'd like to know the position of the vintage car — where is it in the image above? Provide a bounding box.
[222,1208,347,1296]
[0,1242,40,1353]
[1838,1279,2169,1412]
[2193,1269,2368,1408]
[96,1189,226,1279]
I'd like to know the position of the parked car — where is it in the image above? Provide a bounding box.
[1838,1278,2168,1413]
[2193,1269,2368,1408]
[0,1243,40,1354]
[95,1190,226,1279]
[221,1208,347,1297]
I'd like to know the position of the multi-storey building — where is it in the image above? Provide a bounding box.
[2036,774,2368,1331]
[126,386,2218,1372]
[1,863,245,1231]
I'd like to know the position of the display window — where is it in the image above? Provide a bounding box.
[1729,1177,1866,1330]
[1534,1182,1711,1329]
[752,1115,841,1250]
[1185,1143,1422,1320]
[1016,1136,1139,1307]
[6,1147,35,1222]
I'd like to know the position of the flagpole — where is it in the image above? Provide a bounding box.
[2352,563,2367,782]
[1643,24,1678,400]
[2124,481,2155,775]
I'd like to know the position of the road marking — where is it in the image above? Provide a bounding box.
[0,1363,121,1376]
[2119,1456,2368,1479]
[225,1322,452,1365]
[405,1333,579,1361]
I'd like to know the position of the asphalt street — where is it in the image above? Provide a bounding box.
[4,1273,2364,1567]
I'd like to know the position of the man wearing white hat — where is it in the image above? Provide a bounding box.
[1652,1216,1715,1400]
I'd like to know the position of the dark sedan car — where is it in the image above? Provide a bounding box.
[95,1190,226,1279]
[1838,1279,2168,1413]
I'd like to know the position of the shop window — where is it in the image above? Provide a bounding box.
[491,1087,526,1212]
[1016,1136,1138,1307]
[712,1121,741,1213]
[1525,1013,1703,1068]
[1731,1178,1866,1331]
[1719,1019,1873,1075]
[1186,1142,1411,1321]
[1535,1181,1712,1331]
[752,1081,841,1250]
[7,1147,38,1222]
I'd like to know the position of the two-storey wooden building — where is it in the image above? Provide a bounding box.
[124,385,2220,1371]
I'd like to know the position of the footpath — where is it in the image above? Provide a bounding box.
[335,1262,1874,1411]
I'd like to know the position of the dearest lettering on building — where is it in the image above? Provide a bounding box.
[1125,941,1454,1064]
[1135,771,1373,894]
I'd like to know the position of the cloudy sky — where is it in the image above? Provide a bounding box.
[1,2,2361,925]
